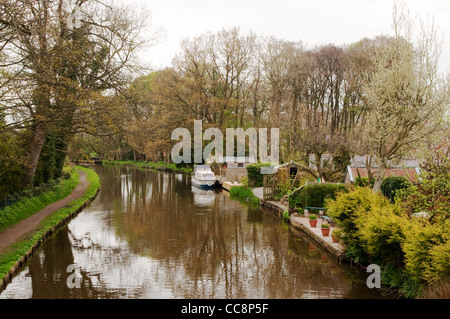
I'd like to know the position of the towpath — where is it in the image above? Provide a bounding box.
[0,170,89,253]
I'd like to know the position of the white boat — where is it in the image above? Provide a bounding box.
[191,165,217,189]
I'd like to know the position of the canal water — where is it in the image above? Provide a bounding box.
[0,166,389,299]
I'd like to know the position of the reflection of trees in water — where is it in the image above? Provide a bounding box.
[6,166,386,299]
[107,167,383,298]
[26,225,133,299]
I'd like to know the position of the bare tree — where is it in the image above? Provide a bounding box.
[364,3,449,192]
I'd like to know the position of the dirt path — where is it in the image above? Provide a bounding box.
[0,170,89,253]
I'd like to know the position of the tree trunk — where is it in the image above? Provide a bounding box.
[373,165,387,193]
[22,122,48,188]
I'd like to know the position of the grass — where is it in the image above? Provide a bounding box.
[229,186,260,206]
[0,167,79,233]
[0,166,100,284]
[102,160,193,174]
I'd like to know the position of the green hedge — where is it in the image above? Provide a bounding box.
[381,176,411,203]
[288,183,349,209]
[246,163,270,187]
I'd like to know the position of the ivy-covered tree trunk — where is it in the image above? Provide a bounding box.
[22,121,48,188]
[33,133,69,186]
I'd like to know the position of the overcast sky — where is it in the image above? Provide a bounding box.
[127,0,450,73]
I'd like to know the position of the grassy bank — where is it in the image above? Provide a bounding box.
[102,160,192,174]
[0,166,100,285]
[0,167,79,233]
[229,186,260,206]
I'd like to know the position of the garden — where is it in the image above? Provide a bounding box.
[285,157,450,298]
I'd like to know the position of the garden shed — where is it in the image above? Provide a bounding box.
[263,161,303,201]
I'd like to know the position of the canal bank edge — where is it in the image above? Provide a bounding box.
[250,188,347,263]
[0,166,100,289]
[289,214,346,262]
[226,184,347,262]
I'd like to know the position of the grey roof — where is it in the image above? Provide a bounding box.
[350,155,420,168]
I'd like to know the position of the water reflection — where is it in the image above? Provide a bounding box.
[1,166,388,299]
[191,187,217,208]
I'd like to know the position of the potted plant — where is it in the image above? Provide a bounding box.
[321,222,330,236]
[309,214,317,227]
[331,229,341,243]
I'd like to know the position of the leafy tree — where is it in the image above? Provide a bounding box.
[0,0,152,188]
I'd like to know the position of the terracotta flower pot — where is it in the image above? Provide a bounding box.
[331,234,339,243]
[309,219,317,227]
[321,227,330,236]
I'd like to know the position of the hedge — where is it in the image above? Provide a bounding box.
[381,176,411,203]
[288,183,349,209]
[246,163,270,187]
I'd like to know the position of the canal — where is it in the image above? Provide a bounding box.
[0,165,388,299]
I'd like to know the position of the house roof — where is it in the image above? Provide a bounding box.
[308,154,420,168]
[346,166,421,183]
[350,155,420,168]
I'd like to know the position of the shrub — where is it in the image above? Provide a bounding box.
[309,214,317,220]
[240,176,248,187]
[397,169,449,222]
[282,209,289,221]
[331,229,342,242]
[288,183,348,210]
[354,176,375,188]
[402,220,449,285]
[356,201,407,264]
[326,187,383,263]
[327,173,450,297]
[321,222,329,229]
[425,237,450,284]
[381,176,411,202]
[246,163,270,187]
